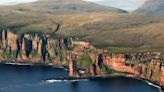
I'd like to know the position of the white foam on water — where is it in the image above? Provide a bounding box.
[45,79,63,83]
[64,69,68,71]
[145,81,163,92]
[44,79,88,84]
[4,62,33,66]
[68,79,88,82]
[52,66,68,71]
[122,77,163,92]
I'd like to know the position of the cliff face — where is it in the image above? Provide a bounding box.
[0,29,74,65]
[140,59,163,85]
[0,28,164,87]
[103,54,139,74]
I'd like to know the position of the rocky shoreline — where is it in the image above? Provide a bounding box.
[0,61,164,92]
[0,29,164,91]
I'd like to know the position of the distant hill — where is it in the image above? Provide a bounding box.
[135,0,164,15]
[14,0,127,14]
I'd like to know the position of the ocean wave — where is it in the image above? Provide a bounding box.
[45,79,63,83]
[52,66,68,71]
[145,80,163,92]
[4,62,33,66]
[64,69,68,71]
[44,79,88,84]
[120,76,163,92]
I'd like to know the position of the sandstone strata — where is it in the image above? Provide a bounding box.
[0,28,164,88]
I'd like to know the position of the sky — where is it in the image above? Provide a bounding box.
[0,0,146,11]
[84,0,146,11]
[0,0,38,5]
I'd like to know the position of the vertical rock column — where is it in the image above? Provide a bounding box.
[7,31,17,51]
[69,54,77,78]
[2,29,8,49]
[41,35,49,63]
[16,37,20,59]
[59,39,65,50]
[160,66,164,86]
[36,38,42,63]
[31,34,40,62]
[90,64,96,77]
[21,38,27,60]
[32,34,39,50]
[15,32,25,60]
[98,54,103,69]
[69,58,74,78]
[24,35,33,59]
[38,39,42,56]
[0,29,3,48]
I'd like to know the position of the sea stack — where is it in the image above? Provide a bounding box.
[69,54,77,78]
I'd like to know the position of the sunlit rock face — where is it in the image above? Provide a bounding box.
[0,28,164,88]
[141,59,164,85]
[7,31,17,50]
[69,54,79,78]
[0,29,78,64]
[160,66,164,86]
[103,54,139,74]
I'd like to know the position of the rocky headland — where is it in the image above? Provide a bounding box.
[0,28,164,90]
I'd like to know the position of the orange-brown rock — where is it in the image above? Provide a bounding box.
[73,41,90,47]
[7,31,17,50]
[104,54,139,74]
[1,29,164,88]
[90,64,96,77]
[160,66,164,86]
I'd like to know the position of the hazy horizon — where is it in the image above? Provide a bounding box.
[0,0,38,5]
[0,0,146,11]
[84,0,146,11]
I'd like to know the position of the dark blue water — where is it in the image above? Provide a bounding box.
[0,63,161,92]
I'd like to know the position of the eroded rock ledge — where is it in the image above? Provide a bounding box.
[0,29,164,88]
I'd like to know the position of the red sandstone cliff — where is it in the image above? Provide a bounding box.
[0,29,164,88]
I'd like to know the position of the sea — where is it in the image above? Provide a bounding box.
[0,63,162,92]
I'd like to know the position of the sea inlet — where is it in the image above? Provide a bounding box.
[0,63,161,92]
